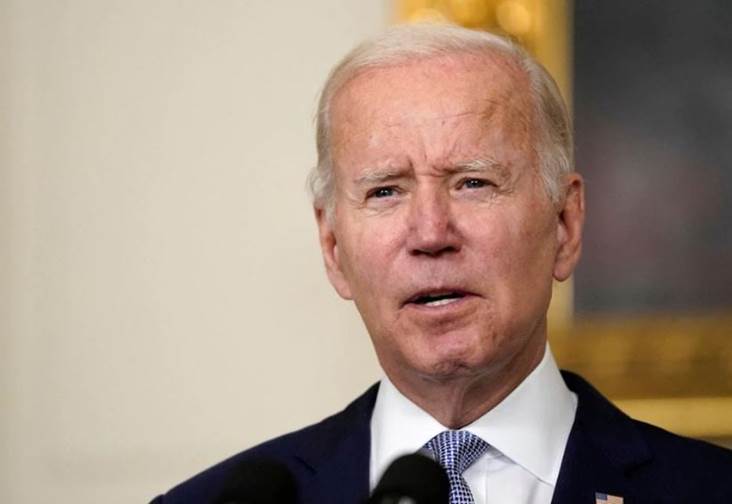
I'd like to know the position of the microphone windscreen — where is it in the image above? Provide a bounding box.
[368,453,449,504]
[212,458,297,504]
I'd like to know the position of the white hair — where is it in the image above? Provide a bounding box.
[308,23,574,216]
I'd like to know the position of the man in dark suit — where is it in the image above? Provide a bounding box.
[153,24,732,503]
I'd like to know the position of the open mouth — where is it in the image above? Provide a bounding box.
[405,291,468,307]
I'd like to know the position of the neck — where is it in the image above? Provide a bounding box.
[388,340,546,429]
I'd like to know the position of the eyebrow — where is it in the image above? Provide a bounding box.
[354,168,410,187]
[451,157,510,178]
[352,157,510,187]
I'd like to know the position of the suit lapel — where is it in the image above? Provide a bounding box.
[284,373,654,503]
[552,372,652,504]
[292,383,379,503]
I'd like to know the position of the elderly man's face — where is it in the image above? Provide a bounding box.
[317,54,583,386]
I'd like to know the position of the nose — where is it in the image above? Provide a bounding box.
[406,188,462,257]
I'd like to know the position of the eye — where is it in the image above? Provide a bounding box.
[368,186,397,199]
[459,178,490,190]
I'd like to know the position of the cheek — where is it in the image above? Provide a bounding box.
[503,218,558,317]
[470,207,556,288]
[337,222,402,296]
[466,210,519,262]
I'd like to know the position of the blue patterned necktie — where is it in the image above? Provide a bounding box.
[423,430,489,504]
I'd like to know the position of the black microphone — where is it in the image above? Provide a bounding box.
[367,453,449,504]
[211,458,297,504]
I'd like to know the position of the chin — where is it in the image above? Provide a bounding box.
[420,360,483,382]
[413,346,495,383]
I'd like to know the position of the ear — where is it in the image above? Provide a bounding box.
[553,173,585,282]
[315,206,353,300]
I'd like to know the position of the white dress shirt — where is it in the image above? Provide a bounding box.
[369,345,577,504]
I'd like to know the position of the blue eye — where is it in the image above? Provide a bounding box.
[370,187,396,198]
[462,178,487,189]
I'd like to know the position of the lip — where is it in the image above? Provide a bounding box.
[401,287,478,309]
[403,294,477,314]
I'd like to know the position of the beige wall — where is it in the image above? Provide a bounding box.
[1,1,389,502]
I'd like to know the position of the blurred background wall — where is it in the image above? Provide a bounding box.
[1,1,388,502]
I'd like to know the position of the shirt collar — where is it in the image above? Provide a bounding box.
[369,344,577,488]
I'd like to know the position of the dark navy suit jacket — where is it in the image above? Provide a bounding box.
[152,372,732,503]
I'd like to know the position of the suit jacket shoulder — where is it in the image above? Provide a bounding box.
[151,383,378,504]
[153,372,732,503]
[555,371,732,503]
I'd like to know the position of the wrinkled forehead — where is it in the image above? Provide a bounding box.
[327,52,538,180]
[329,51,535,142]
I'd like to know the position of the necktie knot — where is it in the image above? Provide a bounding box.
[423,430,488,504]
[424,430,488,475]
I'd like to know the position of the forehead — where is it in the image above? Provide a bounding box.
[329,52,535,166]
